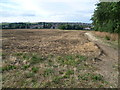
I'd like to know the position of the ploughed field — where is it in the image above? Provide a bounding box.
[2,29,113,88]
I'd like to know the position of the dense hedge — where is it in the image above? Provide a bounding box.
[91,1,120,33]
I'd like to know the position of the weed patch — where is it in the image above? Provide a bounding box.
[78,73,103,81]
[52,76,63,84]
[32,67,39,73]
[21,65,30,70]
[43,68,54,77]
[2,65,17,71]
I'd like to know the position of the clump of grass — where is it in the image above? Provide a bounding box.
[91,74,103,81]
[105,35,110,40]
[76,55,87,61]
[63,70,74,78]
[52,76,63,84]
[25,72,34,78]
[43,68,54,77]
[21,65,30,70]
[66,70,74,75]
[78,73,91,81]
[2,65,16,71]
[78,73,103,81]
[58,55,76,66]
[22,54,31,60]
[30,54,45,64]
[59,71,64,74]
[15,53,24,56]
[32,67,39,73]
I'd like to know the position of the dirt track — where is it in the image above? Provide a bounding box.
[2,29,118,88]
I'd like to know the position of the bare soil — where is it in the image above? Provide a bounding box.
[1,29,118,88]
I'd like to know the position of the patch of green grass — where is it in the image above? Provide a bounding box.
[43,68,54,77]
[75,55,87,61]
[32,67,39,73]
[22,54,31,60]
[78,73,103,81]
[30,54,45,64]
[58,57,77,66]
[0,67,2,72]
[58,55,87,66]
[1,53,7,56]
[15,53,46,64]
[15,52,24,56]
[78,73,91,81]
[63,70,74,78]
[52,76,63,84]
[2,65,17,71]
[21,65,30,70]
[64,55,74,60]
[91,74,103,81]
[59,71,64,74]
[66,70,74,75]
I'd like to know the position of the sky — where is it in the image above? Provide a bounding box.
[0,0,99,23]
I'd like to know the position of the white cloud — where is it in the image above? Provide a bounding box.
[0,0,99,23]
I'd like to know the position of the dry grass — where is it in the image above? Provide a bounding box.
[92,31,118,41]
[2,29,115,88]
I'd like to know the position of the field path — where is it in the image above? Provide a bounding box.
[85,32,118,87]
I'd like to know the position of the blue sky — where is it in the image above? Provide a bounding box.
[0,0,99,23]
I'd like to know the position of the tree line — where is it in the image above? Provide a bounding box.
[58,24,88,30]
[91,1,120,33]
[1,22,92,30]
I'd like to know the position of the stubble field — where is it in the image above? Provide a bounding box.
[1,29,118,88]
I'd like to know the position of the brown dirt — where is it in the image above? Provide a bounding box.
[2,29,100,57]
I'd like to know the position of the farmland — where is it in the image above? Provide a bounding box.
[1,29,118,88]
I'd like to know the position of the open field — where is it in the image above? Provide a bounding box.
[1,29,118,88]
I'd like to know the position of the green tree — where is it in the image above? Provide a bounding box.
[91,1,120,33]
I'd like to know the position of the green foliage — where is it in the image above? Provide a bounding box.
[91,1,120,33]
[75,55,87,61]
[63,70,74,78]
[52,76,63,84]
[30,54,45,64]
[78,73,103,81]
[43,68,54,77]
[58,55,87,66]
[58,24,84,30]
[91,74,103,81]
[3,65,16,71]
[32,67,39,73]
[21,65,30,70]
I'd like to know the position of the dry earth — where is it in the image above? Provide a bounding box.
[1,29,118,88]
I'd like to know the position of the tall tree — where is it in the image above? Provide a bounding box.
[91,1,120,33]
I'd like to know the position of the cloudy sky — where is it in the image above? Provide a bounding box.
[0,0,99,23]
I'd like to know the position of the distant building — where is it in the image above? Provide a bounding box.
[84,27,91,30]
